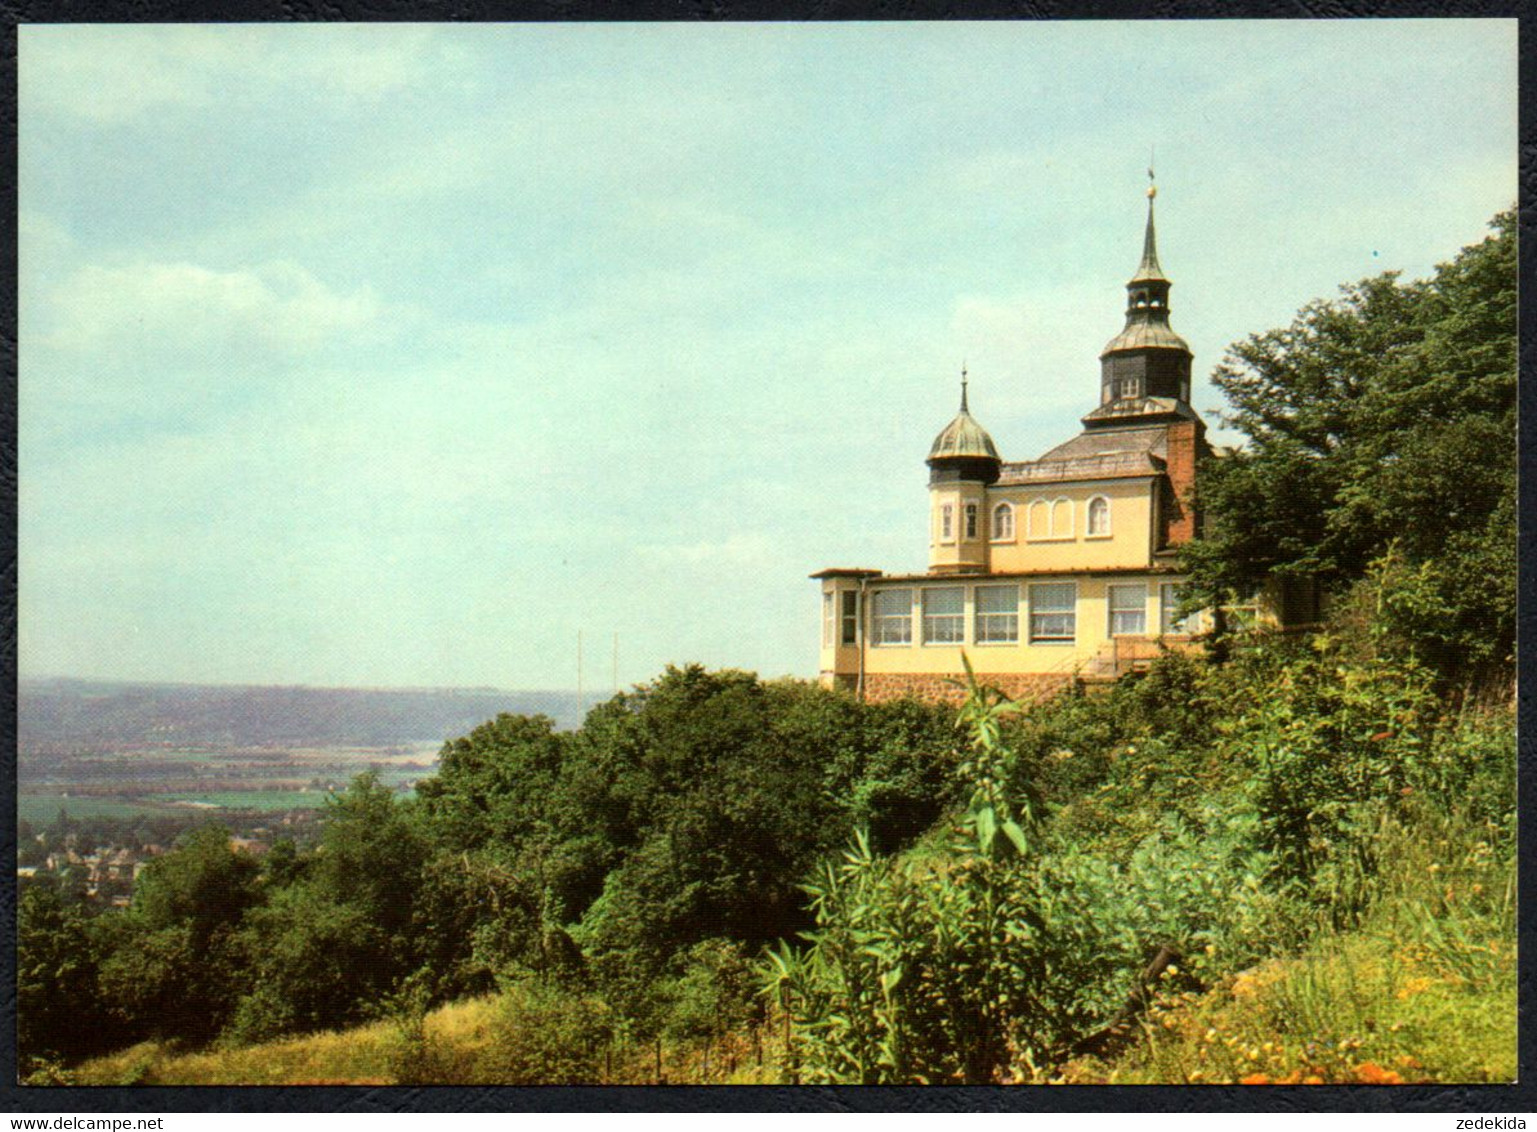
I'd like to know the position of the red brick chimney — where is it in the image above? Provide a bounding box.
[1161,420,1202,547]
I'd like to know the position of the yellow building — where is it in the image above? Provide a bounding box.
[814,184,1213,703]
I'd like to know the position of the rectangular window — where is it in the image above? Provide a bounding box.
[1029,583,1076,643]
[1108,584,1148,637]
[974,585,1019,644]
[841,590,859,645]
[964,503,978,540]
[822,592,833,648]
[922,587,964,644]
[1160,583,1193,635]
[873,588,913,646]
[940,504,954,542]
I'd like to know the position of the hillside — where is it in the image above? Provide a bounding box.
[19,678,585,752]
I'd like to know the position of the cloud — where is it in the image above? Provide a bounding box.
[21,25,441,124]
[44,259,381,355]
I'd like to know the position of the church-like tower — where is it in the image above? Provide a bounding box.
[1086,179,1198,429]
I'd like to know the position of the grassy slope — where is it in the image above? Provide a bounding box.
[68,827,1512,1087]
[1056,810,1516,1085]
[71,998,501,1086]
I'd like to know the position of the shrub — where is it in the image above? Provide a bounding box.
[473,979,614,1084]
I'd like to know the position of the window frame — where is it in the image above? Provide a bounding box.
[921,586,965,645]
[821,592,834,648]
[964,503,978,541]
[1028,582,1077,644]
[1085,495,1112,538]
[991,502,1015,543]
[1107,583,1148,638]
[974,584,1020,645]
[841,590,860,645]
[1160,582,1193,636]
[939,503,954,544]
[872,588,914,647]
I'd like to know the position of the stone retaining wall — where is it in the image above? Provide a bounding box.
[861,671,1075,706]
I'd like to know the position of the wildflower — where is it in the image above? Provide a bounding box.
[1165,964,1180,977]
[1353,1063,1404,1085]
[1240,1073,1271,1085]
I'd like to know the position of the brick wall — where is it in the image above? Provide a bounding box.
[1162,420,1201,547]
[862,671,1075,706]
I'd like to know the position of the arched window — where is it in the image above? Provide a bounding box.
[992,502,1015,542]
[1027,499,1050,540]
[1086,496,1111,537]
[1050,498,1074,539]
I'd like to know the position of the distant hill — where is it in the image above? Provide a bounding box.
[18,678,586,753]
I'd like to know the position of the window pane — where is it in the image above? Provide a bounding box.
[923,587,964,644]
[1088,497,1110,536]
[1031,583,1075,612]
[1160,583,1191,635]
[841,591,859,645]
[964,504,978,539]
[1029,584,1076,642]
[1108,584,1146,637]
[873,589,912,645]
[975,585,1018,644]
[992,504,1014,540]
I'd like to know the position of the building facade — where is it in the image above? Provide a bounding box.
[814,184,1214,704]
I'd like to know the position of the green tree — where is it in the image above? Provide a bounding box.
[1183,209,1515,692]
[17,884,117,1065]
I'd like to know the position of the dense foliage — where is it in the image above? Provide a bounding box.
[17,667,959,1069]
[1181,209,1515,696]
[770,645,1512,1083]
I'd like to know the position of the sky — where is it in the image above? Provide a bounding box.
[18,20,1517,691]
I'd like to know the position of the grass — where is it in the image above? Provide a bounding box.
[160,791,334,811]
[69,998,500,1086]
[64,993,784,1087]
[18,795,179,823]
[1052,808,1516,1086]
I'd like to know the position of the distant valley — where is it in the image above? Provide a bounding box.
[17,678,584,829]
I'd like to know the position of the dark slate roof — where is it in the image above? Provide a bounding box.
[1100,321,1191,355]
[928,409,1001,462]
[1080,397,1202,427]
[992,422,1176,486]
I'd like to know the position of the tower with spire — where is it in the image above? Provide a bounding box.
[1087,172,1197,427]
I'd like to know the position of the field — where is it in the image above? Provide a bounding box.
[19,742,438,829]
[18,795,179,824]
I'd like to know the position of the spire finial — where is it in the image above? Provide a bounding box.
[1147,148,1156,199]
[1131,166,1166,282]
[959,361,969,412]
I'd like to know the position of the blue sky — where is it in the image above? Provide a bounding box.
[19,21,1516,690]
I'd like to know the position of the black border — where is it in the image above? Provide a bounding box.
[1,0,1532,1114]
